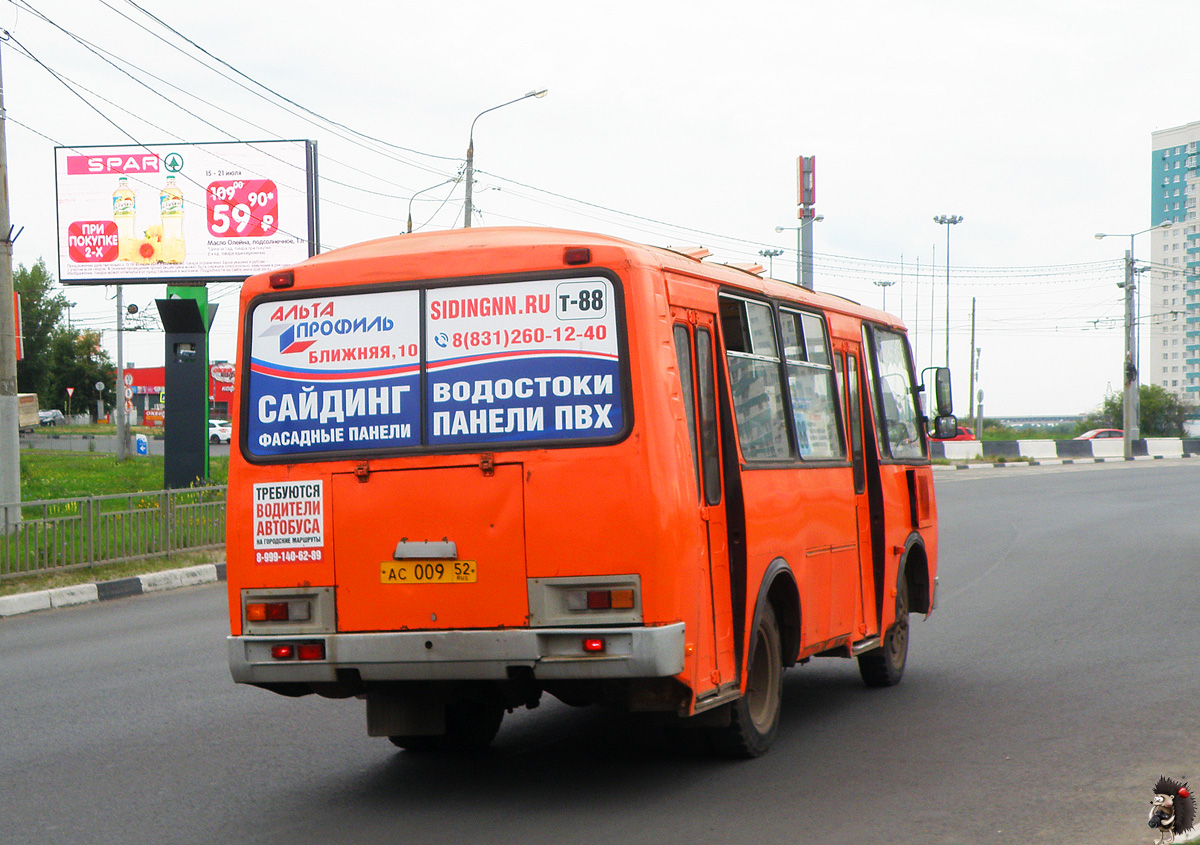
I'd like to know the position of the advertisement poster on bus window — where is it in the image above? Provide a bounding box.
[247,290,421,457]
[245,276,624,457]
[54,140,316,285]
[424,276,623,446]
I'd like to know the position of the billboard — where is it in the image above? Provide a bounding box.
[55,140,318,285]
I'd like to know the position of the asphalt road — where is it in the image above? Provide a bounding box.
[2,461,1197,845]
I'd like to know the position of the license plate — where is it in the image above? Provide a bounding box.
[381,560,477,584]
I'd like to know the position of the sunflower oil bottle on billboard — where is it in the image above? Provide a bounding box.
[159,175,185,263]
[113,176,137,260]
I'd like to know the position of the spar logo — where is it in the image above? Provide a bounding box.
[278,324,316,355]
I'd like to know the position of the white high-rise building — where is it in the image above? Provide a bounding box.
[1149,121,1200,403]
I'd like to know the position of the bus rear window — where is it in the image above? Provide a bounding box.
[245,275,625,458]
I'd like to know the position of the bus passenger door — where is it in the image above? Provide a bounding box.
[839,349,880,639]
[673,313,737,696]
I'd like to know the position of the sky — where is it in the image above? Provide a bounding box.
[3,0,1197,417]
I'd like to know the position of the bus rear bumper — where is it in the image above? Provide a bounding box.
[227,622,687,685]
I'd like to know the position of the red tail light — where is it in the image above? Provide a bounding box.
[297,643,325,661]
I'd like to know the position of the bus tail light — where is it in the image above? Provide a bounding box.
[245,600,312,624]
[582,637,606,653]
[269,270,294,289]
[527,576,642,627]
[268,642,325,661]
[297,643,326,661]
[567,588,636,611]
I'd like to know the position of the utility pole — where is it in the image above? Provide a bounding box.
[799,156,816,290]
[0,42,21,529]
[1122,248,1138,458]
[968,297,976,422]
[116,286,127,460]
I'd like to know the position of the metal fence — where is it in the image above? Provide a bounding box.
[0,486,227,579]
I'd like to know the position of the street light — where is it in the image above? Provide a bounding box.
[463,88,548,228]
[774,215,824,289]
[933,215,963,369]
[873,278,896,311]
[1095,219,1172,459]
[758,248,784,277]
[407,176,461,234]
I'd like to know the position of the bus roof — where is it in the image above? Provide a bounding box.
[271,226,905,331]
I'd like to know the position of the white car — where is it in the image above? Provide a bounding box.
[209,419,232,444]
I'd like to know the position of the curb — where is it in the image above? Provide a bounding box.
[0,562,226,619]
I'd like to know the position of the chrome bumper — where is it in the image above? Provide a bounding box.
[228,622,686,685]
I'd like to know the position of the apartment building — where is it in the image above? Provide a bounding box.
[1149,121,1200,400]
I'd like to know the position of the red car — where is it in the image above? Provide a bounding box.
[1073,428,1123,440]
[932,425,976,441]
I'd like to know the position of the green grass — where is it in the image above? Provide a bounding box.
[35,423,163,436]
[0,449,230,597]
[20,451,228,500]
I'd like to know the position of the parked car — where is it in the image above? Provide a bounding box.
[38,409,65,426]
[209,419,232,444]
[1074,428,1123,440]
[932,425,976,441]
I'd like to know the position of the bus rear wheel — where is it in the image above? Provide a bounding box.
[712,603,783,758]
[389,699,505,752]
[858,574,909,687]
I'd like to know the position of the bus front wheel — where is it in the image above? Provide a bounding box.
[712,603,783,758]
[858,573,909,687]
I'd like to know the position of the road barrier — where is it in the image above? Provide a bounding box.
[930,438,1200,462]
[0,486,226,579]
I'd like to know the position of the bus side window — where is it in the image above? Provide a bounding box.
[673,324,701,498]
[696,327,721,505]
[718,296,792,461]
[868,327,925,461]
[841,353,865,493]
[779,310,844,460]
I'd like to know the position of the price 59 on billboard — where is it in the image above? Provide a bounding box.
[208,180,280,238]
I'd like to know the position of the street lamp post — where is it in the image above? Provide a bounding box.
[407,176,460,234]
[873,278,895,311]
[463,89,547,228]
[774,215,824,289]
[933,215,963,368]
[1095,220,1172,459]
[758,248,783,277]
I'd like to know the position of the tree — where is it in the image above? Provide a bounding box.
[45,329,114,416]
[14,260,73,400]
[1080,385,1192,437]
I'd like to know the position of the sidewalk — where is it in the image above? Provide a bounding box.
[0,562,226,619]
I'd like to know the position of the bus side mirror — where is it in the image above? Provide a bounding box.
[932,415,958,439]
[933,367,953,417]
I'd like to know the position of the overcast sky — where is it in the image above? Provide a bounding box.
[4,0,1197,416]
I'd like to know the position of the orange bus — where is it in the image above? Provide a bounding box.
[226,226,954,757]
